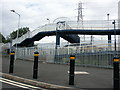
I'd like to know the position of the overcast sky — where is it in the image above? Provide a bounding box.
[0,0,120,37]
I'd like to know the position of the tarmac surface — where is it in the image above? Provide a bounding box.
[2,82,26,89]
[1,56,119,89]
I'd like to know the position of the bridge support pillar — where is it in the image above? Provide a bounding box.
[56,33,60,48]
[108,34,112,65]
[108,34,111,44]
[54,33,60,63]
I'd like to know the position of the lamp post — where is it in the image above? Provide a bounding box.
[107,14,111,50]
[107,14,109,21]
[112,20,119,90]
[107,14,109,29]
[10,10,20,59]
[112,20,116,55]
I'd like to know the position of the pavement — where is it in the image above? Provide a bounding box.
[1,56,119,89]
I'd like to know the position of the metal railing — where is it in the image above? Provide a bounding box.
[55,42,120,68]
[16,42,120,69]
[12,19,120,46]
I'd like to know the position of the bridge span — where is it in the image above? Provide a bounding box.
[12,20,120,47]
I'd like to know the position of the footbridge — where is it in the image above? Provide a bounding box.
[12,20,120,47]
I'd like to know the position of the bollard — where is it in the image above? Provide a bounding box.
[9,51,15,73]
[33,51,39,79]
[69,55,75,85]
[113,57,119,90]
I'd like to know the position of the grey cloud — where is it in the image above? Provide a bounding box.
[0,0,120,37]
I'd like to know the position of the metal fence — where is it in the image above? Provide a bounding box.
[16,42,120,69]
[16,47,55,63]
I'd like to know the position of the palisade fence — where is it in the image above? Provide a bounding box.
[16,42,120,69]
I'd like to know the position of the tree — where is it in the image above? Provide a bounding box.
[5,36,11,43]
[0,33,7,43]
[9,27,30,39]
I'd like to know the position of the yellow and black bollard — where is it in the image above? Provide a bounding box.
[33,51,39,79]
[69,55,75,85]
[113,57,119,90]
[9,51,15,73]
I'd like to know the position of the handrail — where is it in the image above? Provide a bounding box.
[12,19,120,46]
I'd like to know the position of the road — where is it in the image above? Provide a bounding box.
[2,56,117,89]
[2,82,27,89]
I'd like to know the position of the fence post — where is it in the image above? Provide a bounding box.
[69,55,75,85]
[113,57,119,90]
[33,51,39,79]
[9,51,15,73]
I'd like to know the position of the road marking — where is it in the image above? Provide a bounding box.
[68,71,89,75]
[0,78,39,89]
[1,72,72,89]
[0,77,45,89]
[0,79,29,89]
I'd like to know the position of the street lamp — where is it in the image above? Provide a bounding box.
[107,14,111,49]
[10,10,20,59]
[10,10,20,39]
[46,18,50,24]
[107,14,109,21]
[107,14,110,29]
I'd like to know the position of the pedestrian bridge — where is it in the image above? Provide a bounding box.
[12,20,120,47]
